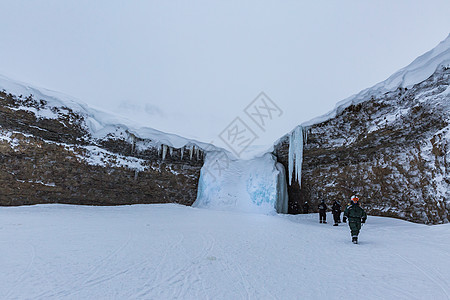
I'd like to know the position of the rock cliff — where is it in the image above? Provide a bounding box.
[0,88,205,206]
[275,65,450,224]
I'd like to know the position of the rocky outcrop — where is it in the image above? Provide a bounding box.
[0,90,204,206]
[275,67,450,224]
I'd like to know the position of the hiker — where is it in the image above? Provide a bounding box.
[318,199,327,223]
[343,195,367,244]
[332,200,341,226]
[303,201,309,214]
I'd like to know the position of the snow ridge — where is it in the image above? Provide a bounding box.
[0,74,224,153]
[304,33,450,126]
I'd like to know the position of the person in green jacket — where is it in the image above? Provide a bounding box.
[343,195,367,244]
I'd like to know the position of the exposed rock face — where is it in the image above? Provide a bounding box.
[0,90,204,206]
[275,67,450,224]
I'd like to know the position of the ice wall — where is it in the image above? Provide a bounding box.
[193,152,288,214]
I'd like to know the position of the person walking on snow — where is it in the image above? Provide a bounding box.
[343,195,367,244]
[332,200,341,226]
[318,200,327,223]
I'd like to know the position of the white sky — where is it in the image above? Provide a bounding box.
[1,1,450,154]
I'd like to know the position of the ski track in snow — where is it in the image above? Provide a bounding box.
[4,242,35,299]
[133,233,186,298]
[0,204,449,300]
[395,253,450,300]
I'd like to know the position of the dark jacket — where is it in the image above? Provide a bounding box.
[318,202,327,212]
[303,202,309,213]
[343,203,367,223]
[332,201,341,214]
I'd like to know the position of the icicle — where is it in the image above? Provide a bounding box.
[180,146,184,160]
[288,135,294,185]
[189,145,194,160]
[128,132,137,154]
[295,126,304,185]
[134,170,139,181]
[169,146,173,157]
[303,127,308,144]
[288,126,304,185]
[162,144,168,160]
[196,147,200,160]
[276,163,289,213]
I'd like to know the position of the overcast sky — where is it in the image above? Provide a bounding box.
[1,1,450,153]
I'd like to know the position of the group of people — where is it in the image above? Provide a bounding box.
[317,199,343,226]
[306,195,367,244]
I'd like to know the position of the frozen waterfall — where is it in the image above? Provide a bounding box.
[288,126,306,185]
[193,153,288,214]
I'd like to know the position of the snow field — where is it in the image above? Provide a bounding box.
[1,204,449,300]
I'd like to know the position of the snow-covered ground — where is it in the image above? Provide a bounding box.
[1,204,449,300]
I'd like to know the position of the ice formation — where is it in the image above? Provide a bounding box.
[189,145,195,160]
[162,144,168,160]
[275,163,288,213]
[196,147,200,160]
[129,133,137,154]
[193,152,288,214]
[288,125,305,185]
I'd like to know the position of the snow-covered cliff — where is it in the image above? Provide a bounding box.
[0,75,287,213]
[2,34,449,221]
[0,76,223,206]
[275,34,450,224]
